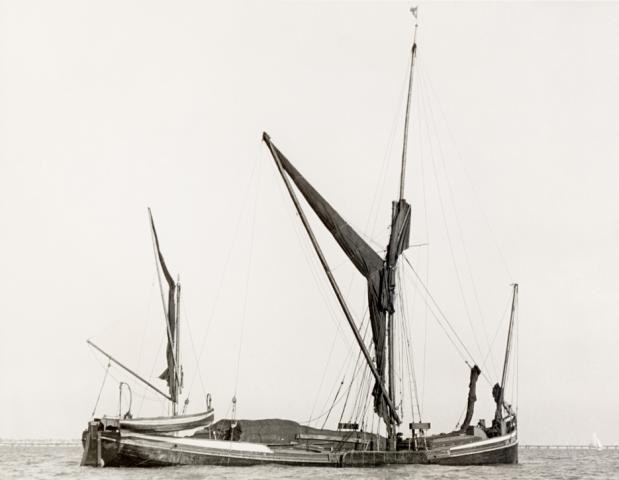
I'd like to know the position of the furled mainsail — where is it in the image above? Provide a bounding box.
[149,210,180,403]
[373,198,411,419]
[383,199,411,312]
[264,137,406,424]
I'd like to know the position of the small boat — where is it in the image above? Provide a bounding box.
[81,209,214,467]
[591,433,604,451]
[119,410,215,434]
[81,6,519,468]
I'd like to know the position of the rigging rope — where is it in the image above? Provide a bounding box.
[418,72,498,381]
[397,268,422,422]
[417,78,486,367]
[367,57,412,241]
[355,368,373,426]
[417,74,518,389]
[335,316,370,427]
[308,329,340,425]
[320,377,346,430]
[274,155,352,353]
[480,289,512,374]
[182,301,207,400]
[406,62,432,416]
[323,61,410,420]
[349,326,373,424]
[337,354,363,427]
[402,253,478,369]
[137,334,165,416]
[301,385,356,425]
[516,301,519,411]
[88,347,167,416]
[91,360,111,417]
[149,219,174,354]
[233,150,263,399]
[135,271,156,376]
[283,55,411,433]
[186,147,262,398]
[420,66,514,282]
[310,306,370,427]
[454,404,466,430]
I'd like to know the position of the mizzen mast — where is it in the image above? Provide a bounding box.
[495,283,518,423]
[175,277,182,415]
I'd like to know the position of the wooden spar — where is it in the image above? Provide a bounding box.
[87,339,173,403]
[498,283,518,417]
[398,13,419,201]
[174,279,181,416]
[172,282,181,416]
[387,207,396,444]
[263,132,400,425]
[389,10,419,443]
[387,311,395,440]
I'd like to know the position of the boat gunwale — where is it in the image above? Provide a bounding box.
[113,408,213,424]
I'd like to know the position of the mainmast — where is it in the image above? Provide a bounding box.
[398,7,419,201]
[387,7,419,446]
[262,8,417,448]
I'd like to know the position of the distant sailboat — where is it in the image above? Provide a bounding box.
[592,433,604,451]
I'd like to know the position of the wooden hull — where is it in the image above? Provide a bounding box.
[83,426,517,468]
[95,431,340,467]
[428,430,518,466]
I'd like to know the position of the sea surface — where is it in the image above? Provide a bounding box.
[1,446,617,480]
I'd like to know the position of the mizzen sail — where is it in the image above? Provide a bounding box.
[148,209,181,404]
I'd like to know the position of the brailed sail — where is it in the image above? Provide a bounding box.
[263,135,396,423]
[148,209,181,404]
[383,199,411,312]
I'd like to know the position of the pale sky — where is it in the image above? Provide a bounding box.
[1,1,618,446]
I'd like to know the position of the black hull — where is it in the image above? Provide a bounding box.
[115,444,336,467]
[429,430,518,466]
[107,433,338,467]
[433,441,518,466]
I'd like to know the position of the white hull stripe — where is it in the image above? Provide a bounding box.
[450,431,517,452]
[447,440,518,458]
[121,432,274,454]
[120,411,213,428]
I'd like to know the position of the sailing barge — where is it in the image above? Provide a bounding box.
[82,8,519,468]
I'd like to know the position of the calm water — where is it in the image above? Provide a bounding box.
[1,446,617,479]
